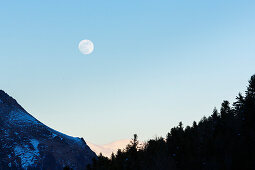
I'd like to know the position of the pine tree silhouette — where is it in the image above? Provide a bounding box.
[87,74,255,170]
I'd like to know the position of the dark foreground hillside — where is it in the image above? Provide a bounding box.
[88,75,255,170]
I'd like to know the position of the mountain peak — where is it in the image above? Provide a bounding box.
[0,91,96,169]
[0,90,23,110]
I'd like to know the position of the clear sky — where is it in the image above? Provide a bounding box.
[0,0,254,144]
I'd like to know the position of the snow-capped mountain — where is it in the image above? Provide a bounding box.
[87,139,130,158]
[0,90,96,169]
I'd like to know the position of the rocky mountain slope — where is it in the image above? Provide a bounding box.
[0,90,96,169]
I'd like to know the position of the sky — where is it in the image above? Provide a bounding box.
[0,0,254,145]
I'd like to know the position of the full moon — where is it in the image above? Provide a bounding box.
[78,39,94,55]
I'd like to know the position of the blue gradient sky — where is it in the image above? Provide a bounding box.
[0,0,254,144]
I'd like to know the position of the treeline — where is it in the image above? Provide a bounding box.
[87,75,255,170]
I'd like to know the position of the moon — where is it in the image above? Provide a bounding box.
[78,39,94,55]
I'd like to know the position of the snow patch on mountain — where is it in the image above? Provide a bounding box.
[30,139,40,152]
[9,109,40,126]
[14,142,40,169]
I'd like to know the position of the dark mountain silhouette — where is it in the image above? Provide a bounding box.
[0,90,96,169]
[88,74,255,170]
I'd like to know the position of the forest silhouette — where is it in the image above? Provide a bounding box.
[84,74,255,170]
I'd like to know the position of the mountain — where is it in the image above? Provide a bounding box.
[0,90,96,169]
[87,139,130,158]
